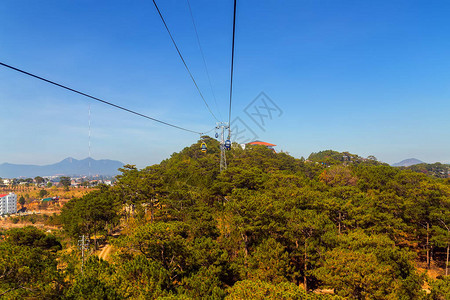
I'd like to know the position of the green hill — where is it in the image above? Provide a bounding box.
[406,162,450,179]
[2,140,450,299]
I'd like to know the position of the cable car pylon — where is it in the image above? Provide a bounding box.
[216,122,229,172]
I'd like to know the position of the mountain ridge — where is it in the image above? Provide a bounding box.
[0,157,124,178]
[392,158,424,167]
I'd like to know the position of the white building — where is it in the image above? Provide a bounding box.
[0,193,17,215]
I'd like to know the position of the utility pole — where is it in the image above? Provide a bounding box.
[216,122,229,172]
[78,235,89,274]
[88,104,91,178]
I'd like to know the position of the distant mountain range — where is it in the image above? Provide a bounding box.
[0,157,124,178]
[391,158,425,167]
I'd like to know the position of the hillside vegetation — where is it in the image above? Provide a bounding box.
[1,137,449,299]
[405,163,450,179]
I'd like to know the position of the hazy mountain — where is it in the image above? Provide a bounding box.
[392,158,425,167]
[0,157,124,178]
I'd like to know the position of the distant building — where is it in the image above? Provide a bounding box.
[246,140,277,152]
[0,193,17,215]
[42,196,59,202]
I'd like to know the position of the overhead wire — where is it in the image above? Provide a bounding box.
[152,0,219,122]
[0,62,203,135]
[200,126,216,135]
[186,0,223,121]
[228,0,237,131]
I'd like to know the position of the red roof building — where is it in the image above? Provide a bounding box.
[246,140,277,152]
[247,141,276,147]
[0,193,17,215]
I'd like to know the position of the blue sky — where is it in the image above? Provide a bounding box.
[1,0,449,168]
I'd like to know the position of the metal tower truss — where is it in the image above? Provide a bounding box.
[216,122,229,172]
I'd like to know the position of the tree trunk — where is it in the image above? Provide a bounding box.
[294,240,301,287]
[241,233,248,257]
[427,222,430,269]
[304,239,308,291]
[446,243,449,276]
[338,211,341,235]
[150,201,154,224]
[93,231,98,250]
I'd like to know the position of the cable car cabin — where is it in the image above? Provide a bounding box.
[224,139,231,150]
[200,142,207,153]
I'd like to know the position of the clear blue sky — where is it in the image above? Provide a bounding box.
[1,0,449,168]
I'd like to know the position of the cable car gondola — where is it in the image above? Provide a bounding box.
[200,142,207,153]
[224,139,231,150]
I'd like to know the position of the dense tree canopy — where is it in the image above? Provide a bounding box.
[4,141,450,298]
[0,227,63,299]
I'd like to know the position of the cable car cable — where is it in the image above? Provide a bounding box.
[186,0,222,121]
[200,127,216,135]
[152,0,219,122]
[228,0,237,127]
[0,62,203,135]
